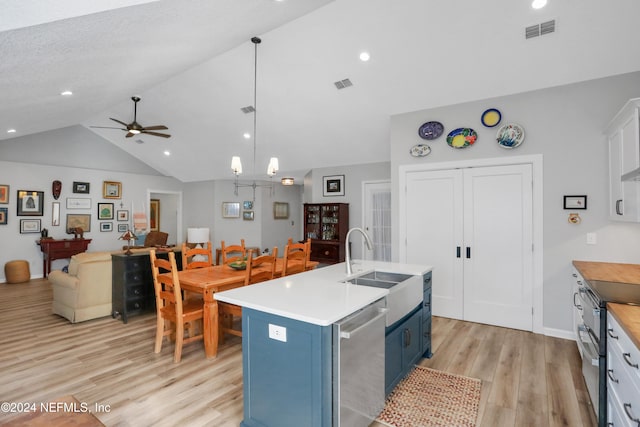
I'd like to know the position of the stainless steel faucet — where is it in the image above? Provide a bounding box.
[345,227,373,275]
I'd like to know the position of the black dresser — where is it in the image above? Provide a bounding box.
[111,250,181,323]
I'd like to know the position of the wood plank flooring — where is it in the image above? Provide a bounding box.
[0,279,596,426]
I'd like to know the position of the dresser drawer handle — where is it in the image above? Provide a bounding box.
[623,403,639,424]
[607,369,619,383]
[607,328,619,340]
[623,353,639,369]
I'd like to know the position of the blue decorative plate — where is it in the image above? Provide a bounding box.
[418,121,444,140]
[481,108,502,127]
[409,144,431,157]
[446,128,477,149]
[496,123,525,148]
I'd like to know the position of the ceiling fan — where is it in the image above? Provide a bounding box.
[90,96,171,138]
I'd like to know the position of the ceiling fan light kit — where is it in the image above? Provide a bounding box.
[232,36,282,201]
[91,96,171,139]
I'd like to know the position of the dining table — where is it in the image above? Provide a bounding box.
[168,258,319,359]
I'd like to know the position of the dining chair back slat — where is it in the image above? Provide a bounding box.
[181,242,214,270]
[221,239,246,264]
[150,250,204,363]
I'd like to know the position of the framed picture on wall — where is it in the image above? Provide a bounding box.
[0,207,8,225]
[20,219,41,234]
[222,202,240,218]
[150,199,160,231]
[323,175,345,197]
[0,185,9,204]
[273,202,289,219]
[243,211,254,221]
[563,195,587,210]
[97,202,114,220]
[17,190,44,216]
[73,182,90,194]
[103,181,121,199]
[66,213,91,233]
[117,223,128,233]
[117,210,129,221]
[100,222,113,232]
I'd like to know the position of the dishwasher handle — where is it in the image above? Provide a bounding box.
[340,308,387,339]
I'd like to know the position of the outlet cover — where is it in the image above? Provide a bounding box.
[268,324,287,342]
[586,233,597,245]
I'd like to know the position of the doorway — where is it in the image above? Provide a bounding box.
[399,155,543,333]
[148,189,183,246]
[363,180,391,261]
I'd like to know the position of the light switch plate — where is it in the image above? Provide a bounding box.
[586,233,597,245]
[268,324,287,342]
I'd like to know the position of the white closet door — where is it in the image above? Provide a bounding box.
[462,164,533,330]
[405,169,464,319]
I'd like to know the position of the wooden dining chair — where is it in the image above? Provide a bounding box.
[220,239,246,264]
[282,241,308,276]
[218,247,278,343]
[150,250,204,363]
[181,241,213,270]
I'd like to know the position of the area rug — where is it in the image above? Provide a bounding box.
[376,366,481,427]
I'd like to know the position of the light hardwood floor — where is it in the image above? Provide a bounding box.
[0,279,596,426]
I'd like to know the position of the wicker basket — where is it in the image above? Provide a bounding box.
[4,260,30,284]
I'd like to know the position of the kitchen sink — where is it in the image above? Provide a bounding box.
[346,270,422,327]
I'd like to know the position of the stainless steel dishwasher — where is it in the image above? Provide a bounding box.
[333,298,387,427]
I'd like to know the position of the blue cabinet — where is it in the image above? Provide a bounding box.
[241,308,333,427]
[384,271,432,396]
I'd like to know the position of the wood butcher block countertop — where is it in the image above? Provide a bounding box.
[608,303,640,351]
[573,260,640,283]
[573,260,640,350]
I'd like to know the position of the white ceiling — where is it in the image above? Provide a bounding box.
[3,0,640,183]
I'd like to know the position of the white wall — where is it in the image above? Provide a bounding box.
[304,162,391,259]
[390,70,640,334]
[0,160,183,280]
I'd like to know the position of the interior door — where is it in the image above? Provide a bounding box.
[405,169,463,319]
[404,164,534,331]
[462,164,533,330]
[363,181,391,261]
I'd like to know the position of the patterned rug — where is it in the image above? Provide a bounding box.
[377,366,481,427]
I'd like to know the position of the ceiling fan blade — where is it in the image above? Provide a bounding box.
[125,132,135,138]
[141,130,171,138]
[141,125,168,131]
[89,126,127,130]
[110,117,129,127]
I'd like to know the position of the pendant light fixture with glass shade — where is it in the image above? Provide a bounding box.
[232,36,279,201]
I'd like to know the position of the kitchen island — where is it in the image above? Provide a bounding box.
[215,260,432,427]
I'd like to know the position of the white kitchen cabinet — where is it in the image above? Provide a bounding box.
[606,98,640,221]
[606,310,640,426]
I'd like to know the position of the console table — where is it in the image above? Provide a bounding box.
[38,238,92,277]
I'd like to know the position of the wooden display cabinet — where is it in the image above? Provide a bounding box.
[304,203,349,264]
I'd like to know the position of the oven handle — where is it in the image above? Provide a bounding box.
[576,325,599,366]
[623,403,640,425]
[573,292,582,310]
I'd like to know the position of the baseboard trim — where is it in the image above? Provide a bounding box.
[543,327,574,340]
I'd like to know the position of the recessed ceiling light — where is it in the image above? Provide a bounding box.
[243,132,251,139]
[60,90,73,96]
[531,0,547,9]
[163,150,171,156]
[7,129,16,133]
[359,51,370,62]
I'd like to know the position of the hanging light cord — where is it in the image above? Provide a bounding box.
[251,36,261,179]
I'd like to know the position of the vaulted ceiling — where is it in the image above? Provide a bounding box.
[3,0,640,182]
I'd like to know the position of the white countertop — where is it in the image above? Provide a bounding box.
[214,260,432,326]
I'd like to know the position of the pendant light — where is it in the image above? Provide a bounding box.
[232,36,279,201]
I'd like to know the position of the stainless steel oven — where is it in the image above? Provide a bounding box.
[573,274,603,420]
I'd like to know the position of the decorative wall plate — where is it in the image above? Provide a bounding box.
[496,123,525,148]
[446,128,477,148]
[409,144,431,157]
[481,108,501,127]
[418,121,444,140]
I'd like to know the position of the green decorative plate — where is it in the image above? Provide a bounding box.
[228,261,246,270]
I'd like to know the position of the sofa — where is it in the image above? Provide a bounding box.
[48,247,174,323]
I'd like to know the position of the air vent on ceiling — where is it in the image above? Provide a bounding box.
[525,19,555,39]
[334,78,353,90]
[241,105,255,114]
